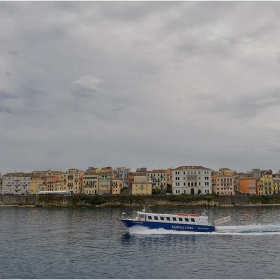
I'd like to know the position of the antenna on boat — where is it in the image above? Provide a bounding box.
[142,204,151,213]
[201,209,208,216]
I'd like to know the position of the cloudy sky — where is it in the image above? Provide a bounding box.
[1,1,280,174]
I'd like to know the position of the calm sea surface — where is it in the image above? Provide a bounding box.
[1,205,280,278]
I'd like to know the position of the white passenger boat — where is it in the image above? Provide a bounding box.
[120,207,230,232]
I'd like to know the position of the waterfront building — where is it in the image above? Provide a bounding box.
[166,168,172,193]
[132,181,152,195]
[273,175,280,194]
[260,171,274,195]
[2,172,32,195]
[257,180,264,195]
[212,174,235,195]
[30,177,45,194]
[32,170,51,177]
[146,169,168,192]
[112,178,123,195]
[239,177,257,195]
[82,173,99,195]
[128,172,135,187]
[218,168,236,176]
[54,181,63,191]
[85,167,101,174]
[136,167,147,174]
[134,172,147,183]
[98,167,114,195]
[171,166,212,195]
[233,173,242,192]
[115,167,131,188]
[48,171,64,182]
[246,169,262,180]
[62,168,84,194]
[46,175,59,191]
[133,168,148,186]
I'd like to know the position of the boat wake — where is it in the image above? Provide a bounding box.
[128,224,280,236]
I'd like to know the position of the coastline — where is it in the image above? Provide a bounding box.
[2,194,280,208]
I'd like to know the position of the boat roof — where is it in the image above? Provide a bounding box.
[137,211,208,218]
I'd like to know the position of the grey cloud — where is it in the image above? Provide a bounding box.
[0,106,13,114]
[0,92,16,100]
[189,87,280,120]
[270,147,280,153]
[8,51,18,56]
[71,84,132,121]
[0,92,16,114]
[1,2,280,174]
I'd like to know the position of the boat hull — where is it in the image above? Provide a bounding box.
[121,219,215,232]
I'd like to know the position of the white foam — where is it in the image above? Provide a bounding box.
[128,224,280,236]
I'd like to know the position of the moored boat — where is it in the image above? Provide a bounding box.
[120,207,230,233]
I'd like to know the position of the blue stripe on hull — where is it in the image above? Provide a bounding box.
[121,220,215,232]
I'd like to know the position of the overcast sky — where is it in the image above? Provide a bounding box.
[1,1,280,175]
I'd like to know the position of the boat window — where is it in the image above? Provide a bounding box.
[191,218,195,222]
[160,217,164,220]
[154,216,158,220]
[172,217,177,221]
[166,217,170,221]
[148,216,152,220]
[185,218,189,222]
[179,217,183,221]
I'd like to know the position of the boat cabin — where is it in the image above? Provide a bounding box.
[136,212,209,225]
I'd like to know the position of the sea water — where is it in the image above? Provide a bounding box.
[0,206,280,278]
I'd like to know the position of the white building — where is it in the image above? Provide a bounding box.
[172,166,212,195]
[2,173,32,195]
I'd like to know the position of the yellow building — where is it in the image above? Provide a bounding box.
[82,173,99,195]
[257,179,264,195]
[273,176,280,194]
[132,182,152,195]
[62,168,84,194]
[212,174,235,195]
[30,177,45,194]
[54,181,63,191]
[260,173,274,195]
[112,178,123,195]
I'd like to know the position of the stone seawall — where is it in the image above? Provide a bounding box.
[1,194,280,208]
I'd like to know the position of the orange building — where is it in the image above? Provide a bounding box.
[46,175,59,191]
[239,177,257,195]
